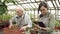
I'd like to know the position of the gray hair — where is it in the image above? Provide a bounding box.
[15,5,25,12]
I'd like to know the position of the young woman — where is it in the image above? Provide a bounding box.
[38,1,55,34]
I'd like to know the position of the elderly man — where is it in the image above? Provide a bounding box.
[9,6,32,34]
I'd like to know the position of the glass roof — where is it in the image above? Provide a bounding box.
[33,3,38,8]
[35,0,40,1]
[59,11,60,15]
[56,1,60,7]
[5,0,60,20]
[7,5,16,10]
[26,4,32,8]
[47,1,54,7]
[30,3,36,8]
[22,4,28,8]
[6,0,60,11]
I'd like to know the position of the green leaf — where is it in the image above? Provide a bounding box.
[0,2,7,15]
[54,20,60,27]
[4,0,17,4]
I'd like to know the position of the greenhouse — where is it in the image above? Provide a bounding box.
[0,0,60,34]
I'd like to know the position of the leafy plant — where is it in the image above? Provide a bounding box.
[54,20,60,27]
[0,13,12,21]
[0,13,12,28]
[29,14,35,21]
[3,0,17,4]
[0,0,17,28]
[0,0,17,15]
[0,2,7,15]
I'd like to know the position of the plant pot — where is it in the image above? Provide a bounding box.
[0,20,9,29]
[54,26,60,30]
[3,27,25,34]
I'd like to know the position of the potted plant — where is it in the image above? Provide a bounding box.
[54,20,60,30]
[0,0,17,29]
[0,13,12,28]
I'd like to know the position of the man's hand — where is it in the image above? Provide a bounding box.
[20,26,29,31]
[20,26,27,31]
[9,25,14,28]
[19,26,27,34]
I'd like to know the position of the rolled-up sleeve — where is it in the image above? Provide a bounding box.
[26,14,32,28]
[9,17,15,25]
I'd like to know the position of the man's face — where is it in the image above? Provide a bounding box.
[16,8,23,17]
[40,6,48,15]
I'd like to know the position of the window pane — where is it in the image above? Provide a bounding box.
[22,4,28,8]
[35,0,40,1]
[53,1,57,7]
[26,4,32,8]
[30,3,36,8]
[50,10,55,14]
[8,5,16,10]
[30,0,35,2]
[47,1,54,7]
[59,10,60,15]
[56,1,60,7]
[33,3,38,8]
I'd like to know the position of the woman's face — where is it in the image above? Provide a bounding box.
[40,6,48,15]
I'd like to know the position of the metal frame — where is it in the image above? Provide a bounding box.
[7,0,60,20]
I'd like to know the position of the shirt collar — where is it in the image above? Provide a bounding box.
[16,13,24,19]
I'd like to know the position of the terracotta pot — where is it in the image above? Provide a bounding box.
[3,27,25,34]
[54,26,60,30]
[0,20,9,29]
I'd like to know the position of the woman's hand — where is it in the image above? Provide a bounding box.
[40,27,47,31]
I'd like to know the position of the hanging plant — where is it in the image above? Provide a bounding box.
[0,0,17,15]
[0,2,7,15]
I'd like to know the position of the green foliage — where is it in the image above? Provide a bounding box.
[0,13,12,27]
[29,14,34,20]
[0,13,12,20]
[0,2,7,15]
[54,20,60,27]
[3,0,17,4]
[0,0,17,15]
[0,0,17,27]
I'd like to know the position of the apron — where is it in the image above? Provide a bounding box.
[38,13,53,34]
[16,14,30,34]
[16,14,27,27]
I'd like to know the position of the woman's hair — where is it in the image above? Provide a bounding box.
[38,1,49,13]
